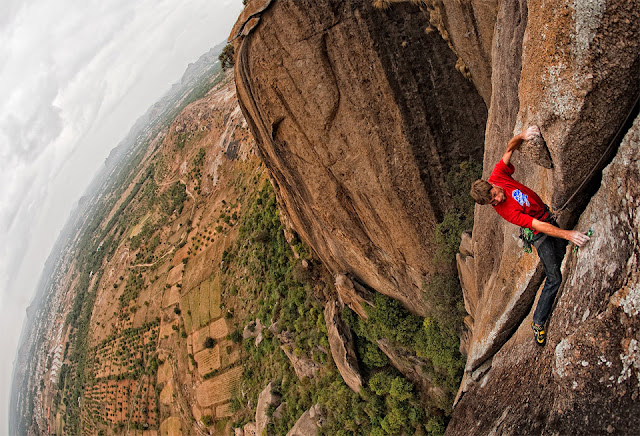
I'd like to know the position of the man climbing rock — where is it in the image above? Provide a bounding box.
[470,126,590,346]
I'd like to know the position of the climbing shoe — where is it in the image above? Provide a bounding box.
[531,322,546,346]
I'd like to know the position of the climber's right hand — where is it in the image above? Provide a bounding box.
[523,125,541,141]
[567,230,590,247]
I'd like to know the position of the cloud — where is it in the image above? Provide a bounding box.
[0,0,244,430]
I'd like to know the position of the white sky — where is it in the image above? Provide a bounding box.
[0,0,244,430]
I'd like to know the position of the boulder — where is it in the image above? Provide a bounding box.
[278,329,321,380]
[377,338,448,406]
[286,404,324,436]
[273,402,286,421]
[243,422,256,436]
[243,319,264,346]
[256,382,281,436]
[276,323,322,380]
[280,344,321,380]
[233,0,487,317]
[324,299,363,392]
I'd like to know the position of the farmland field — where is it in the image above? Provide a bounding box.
[180,274,221,333]
[196,366,242,407]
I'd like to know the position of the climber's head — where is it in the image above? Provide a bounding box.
[471,180,505,206]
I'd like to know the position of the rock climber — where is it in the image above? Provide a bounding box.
[470,126,590,346]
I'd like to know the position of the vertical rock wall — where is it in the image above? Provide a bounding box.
[452,0,640,433]
[231,0,640,432]
[462,0,640,372]
[233,0,487,316]
[448,112,640,436]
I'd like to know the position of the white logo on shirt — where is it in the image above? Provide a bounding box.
[512,189,530,207]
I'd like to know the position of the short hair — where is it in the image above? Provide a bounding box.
[470,179,493,205]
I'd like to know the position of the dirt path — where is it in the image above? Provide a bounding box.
[129,248,174,269]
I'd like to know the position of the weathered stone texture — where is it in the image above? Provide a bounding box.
[463,0,640,375]
[334,274,373,320]
[279,330,322,380]
[323,299,363,392]
[377,338,448,406]
[429,0,497,105]
[233,0,487,316]
[256,382,281,436]
[286,404,324,436]
[448,113,640,436]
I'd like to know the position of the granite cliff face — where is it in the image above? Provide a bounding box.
[232,0,640,433]
[449,0,640,433]
[232,0,487,317]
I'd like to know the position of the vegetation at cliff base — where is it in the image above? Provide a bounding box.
[224,182,447,435]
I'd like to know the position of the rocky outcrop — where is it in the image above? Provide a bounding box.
[256,382,281,436]
[324,299,363,392]
[286,404,324,436]
[279,330,322,380]
[334,274,374,320]
[377,338,448,406]
[243,422,257,436]
[243,318,264,346]
[273,402,286,421]
[233,0,487,317]
[422,0,497,106]
[448,113,640,435]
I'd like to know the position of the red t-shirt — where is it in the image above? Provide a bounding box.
[488,160,549,233]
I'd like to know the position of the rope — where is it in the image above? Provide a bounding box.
[553,92,640,218]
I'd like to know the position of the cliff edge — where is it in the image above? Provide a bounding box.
[231,0,640,433]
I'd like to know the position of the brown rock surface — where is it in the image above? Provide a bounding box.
[324,299,363,392]
[334,274,374,320]
[243,422,257,436]
[427,0,497,105]
[463,0,640,378]
[228,0,275,42]
[286,404,324,436]
[256,382,281,436]
[279,330,322,380]
[448,113,640,435]
[377,338,448,406]
[233,0,487,317]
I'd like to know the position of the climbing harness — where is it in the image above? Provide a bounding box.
[519,227,535,253]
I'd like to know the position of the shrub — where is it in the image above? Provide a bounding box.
[229,330,242,344]
[203,337,216,348]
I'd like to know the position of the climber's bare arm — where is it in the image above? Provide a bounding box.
[501,125,541,166]
[531,219,590,246]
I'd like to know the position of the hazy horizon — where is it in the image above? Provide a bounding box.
[0,0,244,430]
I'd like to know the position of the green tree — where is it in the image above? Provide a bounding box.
[219,44,235,70]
